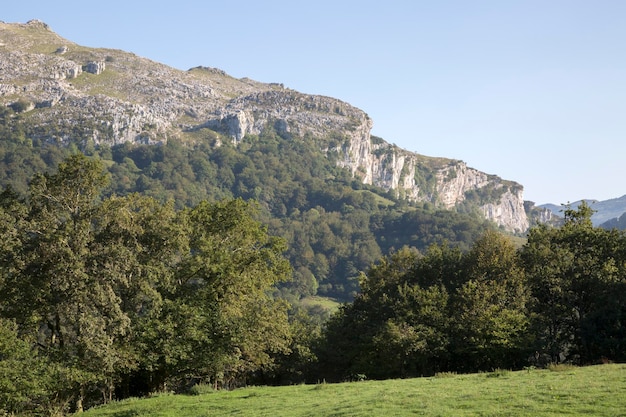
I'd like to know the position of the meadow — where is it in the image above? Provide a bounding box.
[82,364,626,416]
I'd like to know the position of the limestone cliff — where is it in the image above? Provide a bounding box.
[0,20,529,232]
[333,133,529,232]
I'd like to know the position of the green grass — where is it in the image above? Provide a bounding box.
[355,189,396,208]
[299,295,342,313]
[82,364,626,416]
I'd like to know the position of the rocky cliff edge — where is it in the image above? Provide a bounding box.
[0,20,529,232]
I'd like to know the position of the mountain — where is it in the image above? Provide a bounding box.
[1,20,549,303]
[539,195,626,228]
[0,19,530,233]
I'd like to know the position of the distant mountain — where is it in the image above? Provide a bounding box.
[0,19,530,233]
[600,212,626,230]
[539,195,626,228]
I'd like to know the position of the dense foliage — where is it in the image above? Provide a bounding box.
[0,107,493,304]
[3,192,626,413]
[0,155,292,414]
[3,111,626,415]
[314,202,626,382]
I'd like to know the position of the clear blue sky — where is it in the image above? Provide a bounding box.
[3,1,626,205]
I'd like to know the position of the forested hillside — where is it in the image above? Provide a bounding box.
[0,104,493,304]
[3,20,626,417]
[2,157,626,416]
[315,203,626,382]
[0,19,535,237]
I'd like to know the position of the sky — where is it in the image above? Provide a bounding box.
[3,1,626,205]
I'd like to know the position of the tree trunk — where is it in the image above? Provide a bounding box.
[75,388,84,413]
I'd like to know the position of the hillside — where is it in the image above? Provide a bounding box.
[0,19,531,232]
[81,364,626,417]
[0,20,554,304]
[4,21,626,416]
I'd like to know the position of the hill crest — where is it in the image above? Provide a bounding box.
[0,19,529,232]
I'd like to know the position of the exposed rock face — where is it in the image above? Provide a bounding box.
[217,104,530,232]
[534,206,556,224]
[481,189,529,232]
[84,61,105,75]
[435,164,491,208]
[0,20,530,232]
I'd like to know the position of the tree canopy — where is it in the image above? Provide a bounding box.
[315,205,626,381]
[2,156,626,414]
[0,114,495,304]
[0,154,292,414]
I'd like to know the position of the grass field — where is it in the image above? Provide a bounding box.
[299,295,342,313]
[82,364,626,416]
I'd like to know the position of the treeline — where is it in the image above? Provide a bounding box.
[0,106,494,304]
[2,156,626,415]
[314,203,626,381]
[0,155,294,414]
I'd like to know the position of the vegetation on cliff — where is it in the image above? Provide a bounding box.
[1,157,626,415]
[0,106,494,302]
[2,21,626,417]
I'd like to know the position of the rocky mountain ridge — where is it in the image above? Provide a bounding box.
[0,20,530,232]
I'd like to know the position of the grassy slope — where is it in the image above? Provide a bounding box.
[299,295,342,312]
[82,364,626,417]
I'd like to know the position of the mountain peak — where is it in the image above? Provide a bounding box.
[25,19,50,29]
[0,20,529,232]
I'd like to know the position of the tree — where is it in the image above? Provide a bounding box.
[316,232,535,379]
[521,202,626,364]
[0,155,179,410]
[0,318,51,415]
[368,282,449,378]
[0,154,296,408]
[449,231,531,372]
[316,247,450,380]
[138,199,292,390]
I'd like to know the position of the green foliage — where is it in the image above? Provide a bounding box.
[9,111,626,409]
[316,247,451,381]
[547,363,578,372]
[2,129,626,413]
[138,199,292,391]
[521,201,626,364]
[0,154,293,411]
[187,383,217,396]
[449,231,531,372]
[318,203,626,381]
[463,182,507,206]
[0,114,494,302]
[0,319,51,415]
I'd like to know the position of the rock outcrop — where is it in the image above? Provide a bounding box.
[205,101,529,232]
[481,189,529,232]
[84,61,105,75]
[0,20,530,232]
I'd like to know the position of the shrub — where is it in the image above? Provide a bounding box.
[9,99,32,113]
[547,363,577,372]
[187,383,217,396]
[486,368,510,378]
[434,372,457,378]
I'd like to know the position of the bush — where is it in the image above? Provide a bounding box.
[0,319,51,415]
[547,363,577,372]
[486,368,510,378]
[9,99,32,113]
[434,372,457,378]
[187,383,218,396]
